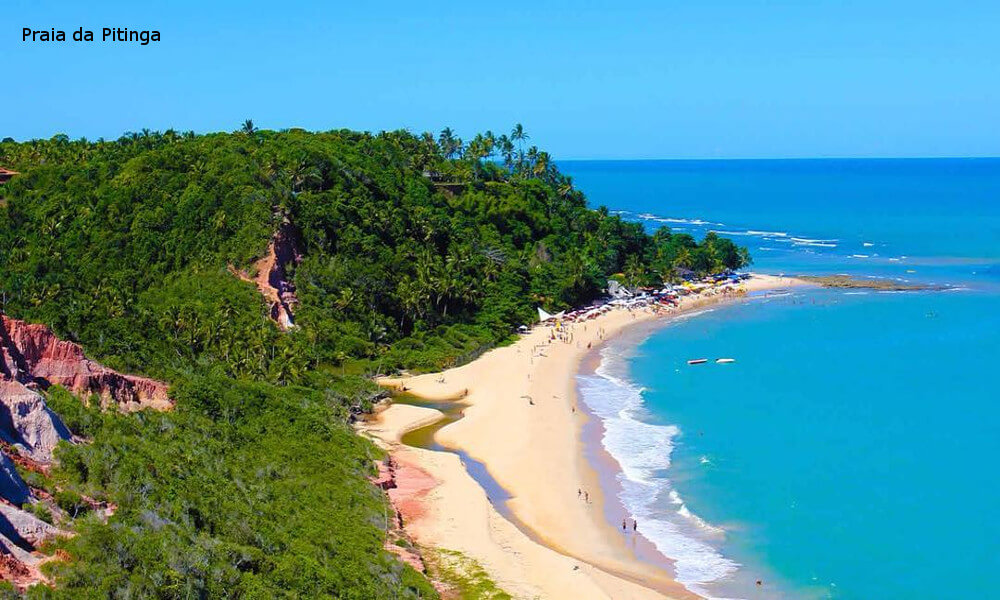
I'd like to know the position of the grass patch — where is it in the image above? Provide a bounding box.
[422,548,511,600]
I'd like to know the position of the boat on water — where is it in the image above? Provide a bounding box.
[716,358,736,364]
[687,358,708,365]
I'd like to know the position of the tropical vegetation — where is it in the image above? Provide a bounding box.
[0,123,748,598]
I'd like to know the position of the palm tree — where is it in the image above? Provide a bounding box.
[511,123,528,174]
[439,128,462,160]
[483,131,496,162]
[675,247,694,270]
[242,119,257,136]
[510,123,528,149]
[498,135,514,170]
[623,255,648,290]
[289,159,322,193]
[533,150,551,179]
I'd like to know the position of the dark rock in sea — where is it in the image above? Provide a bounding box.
[801,275,948,291]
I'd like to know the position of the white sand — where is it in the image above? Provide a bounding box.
[361,274,804,599]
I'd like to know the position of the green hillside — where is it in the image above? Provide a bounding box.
[0,125,748,598]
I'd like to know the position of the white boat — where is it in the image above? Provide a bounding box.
[687,358,708,365]
[716,358,736,364]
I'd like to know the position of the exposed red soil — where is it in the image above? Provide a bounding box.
[0,552,33,589]
[0,315,171,411]
[373,453,442,584]
[0,314,171,588]
[229,222,301,330]
[387,454,438,529]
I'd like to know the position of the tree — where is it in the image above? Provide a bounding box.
[510,123,529,173]
[438,127,462,160]
[498,134,514,170]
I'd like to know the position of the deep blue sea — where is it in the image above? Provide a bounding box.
[563,159,1000,600]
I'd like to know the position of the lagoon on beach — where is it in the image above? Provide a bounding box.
[366,158,1000,600]
[9,1,1000,596]
[567,158,1000,599]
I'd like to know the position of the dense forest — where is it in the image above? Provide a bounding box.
[0,124,748,598]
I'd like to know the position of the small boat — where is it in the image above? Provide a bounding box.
[687,358,708,365]
[716,358,736,364]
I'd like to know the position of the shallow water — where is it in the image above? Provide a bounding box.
[566,159,1000,599]
[393,394,516,521]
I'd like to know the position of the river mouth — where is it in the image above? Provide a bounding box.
[392,393,515,519]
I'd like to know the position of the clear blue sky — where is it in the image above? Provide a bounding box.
[4,0,999,159]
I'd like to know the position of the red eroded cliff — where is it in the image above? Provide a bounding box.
[0,314,170,587]
[230,220,301,330]
[0,315,171,411]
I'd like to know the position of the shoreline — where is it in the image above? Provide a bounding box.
[360,274,807,598]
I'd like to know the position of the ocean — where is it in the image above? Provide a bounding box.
[563,159,1000,600]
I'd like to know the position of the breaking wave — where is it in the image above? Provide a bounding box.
[636,213,726,227]
[577,341,740,597]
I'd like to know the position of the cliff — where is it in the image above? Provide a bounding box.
[0,315,172,412]
[0,314,172,588]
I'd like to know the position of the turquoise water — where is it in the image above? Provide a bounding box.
[565,159,1000,599]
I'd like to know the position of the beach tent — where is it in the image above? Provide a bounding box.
[537,307,566,322]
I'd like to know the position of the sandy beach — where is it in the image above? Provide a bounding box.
[360,274,804,599]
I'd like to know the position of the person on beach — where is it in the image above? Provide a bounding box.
[633,519,637,532]
[585,491,589,503]
[622,518,627,532]
[578,488,582,499]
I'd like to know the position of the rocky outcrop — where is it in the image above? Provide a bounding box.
[0,503,65,589]
[800,275,949,291]
[0,381,70,464]
[270,223,301,329]
[0,455,30,507]
[0,504,62,550]
[231,221,301,330]
[0,314,170,587]
[0,315,171,411]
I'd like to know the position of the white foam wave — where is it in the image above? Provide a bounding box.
[577,346,741,596]
[791,238,838,248]
[672,307,716,322]
[790,237,839,244]
[712,229,795,242]
[636,213,725,227]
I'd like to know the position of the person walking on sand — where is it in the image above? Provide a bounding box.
[622,518,627,532]
[585,491,589,503]
[633,519,637,532]
[578,488,582,499]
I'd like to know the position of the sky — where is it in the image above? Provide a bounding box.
[4,0,1000,159]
